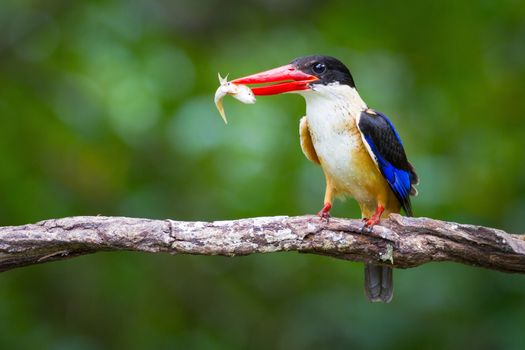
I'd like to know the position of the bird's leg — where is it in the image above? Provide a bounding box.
[361,205,385,232]
[317,179,334,222]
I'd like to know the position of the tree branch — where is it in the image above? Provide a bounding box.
[0,214,524,273]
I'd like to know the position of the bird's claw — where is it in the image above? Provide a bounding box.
[360,223,374,233]
[360,217,380,233]
[317,203,332,223]
[318,211,331,223]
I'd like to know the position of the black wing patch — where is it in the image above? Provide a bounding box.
[358,109,418,216]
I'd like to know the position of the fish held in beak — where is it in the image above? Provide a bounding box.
[214,73,256,124]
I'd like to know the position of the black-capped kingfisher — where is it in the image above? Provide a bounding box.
[231,55,419,303]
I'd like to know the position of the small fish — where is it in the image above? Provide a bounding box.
[214,73,256,124]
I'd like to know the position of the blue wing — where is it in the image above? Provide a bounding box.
[357,109,418,216]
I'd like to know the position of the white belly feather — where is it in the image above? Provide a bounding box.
[301,84,375,204]
[308,110,360,187]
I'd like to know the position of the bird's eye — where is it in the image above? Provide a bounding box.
[312,62,326,74]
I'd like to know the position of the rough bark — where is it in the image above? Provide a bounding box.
[0,214,523,273]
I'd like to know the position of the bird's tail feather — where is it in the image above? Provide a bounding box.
[364,264,393,303]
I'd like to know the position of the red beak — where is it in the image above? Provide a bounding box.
[231,64,318,96]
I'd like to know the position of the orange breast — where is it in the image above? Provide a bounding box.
[316,119,400,218]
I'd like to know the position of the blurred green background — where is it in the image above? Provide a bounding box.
[1,0,525,349]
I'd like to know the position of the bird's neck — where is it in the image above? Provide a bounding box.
[300,84,367,125]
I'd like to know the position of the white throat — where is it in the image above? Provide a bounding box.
[300,84,367,131]
[301,84,367,121]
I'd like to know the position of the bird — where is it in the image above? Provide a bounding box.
[230,55,419,303]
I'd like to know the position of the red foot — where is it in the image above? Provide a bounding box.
[317,203,332,222]
[362,205,385,232]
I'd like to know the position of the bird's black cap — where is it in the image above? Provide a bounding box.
[291,55,355,88]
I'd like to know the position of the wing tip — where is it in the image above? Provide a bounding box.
[410,167,419,197]
[402,197,414,217]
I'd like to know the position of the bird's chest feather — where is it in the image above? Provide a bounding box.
[308,110,359,169]
[304,88,384,203]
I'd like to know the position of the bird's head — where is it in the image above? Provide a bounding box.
[231,55,355,96]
